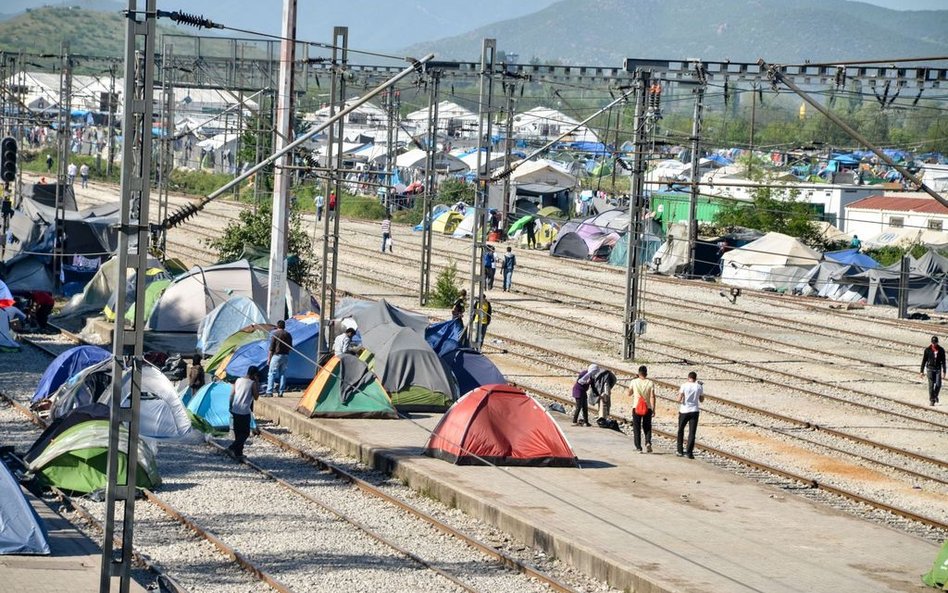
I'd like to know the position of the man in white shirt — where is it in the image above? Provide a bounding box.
[228,366,260,461]
[66,162,78,185]
[676,371,704,459]
[333,327,358,356]
[315,193,324,222]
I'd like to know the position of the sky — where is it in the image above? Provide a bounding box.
[4,0,947,51]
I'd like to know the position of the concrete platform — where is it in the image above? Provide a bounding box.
[0,486,148,593]
[257,396,936,593]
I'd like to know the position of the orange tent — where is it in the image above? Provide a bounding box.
[423,384,578,467]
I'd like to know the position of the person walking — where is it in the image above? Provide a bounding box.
[328,192,337,221]
[45,154,53,173]
[628,365,656,453]
[571,364,598,426]
[266,320,293,397]
[315,193,324,222]
[920,335,946,406]
[502,246,516,292]
[452,289,467,321]
[187,354,206,392]
[228,365,259,461]
[676,371,704,459]
[66,162,78,185]
[525,218,537,249]
[483,247,496,290]
[79,163,89,188]
[381,214,393,252]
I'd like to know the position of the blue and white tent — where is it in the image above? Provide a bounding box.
[0,459,49,555]
[186,381,255,431]
[224,315,320,386]
[196,296,267,356]
[32,345,110,403]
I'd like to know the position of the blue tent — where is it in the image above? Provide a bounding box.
[224,317,320,385]
[825,249,879,269]
[426,318,465,356]
[186,382,255,430]
[413,204,450,231]
[705,153,733,166]
[0,459,49,555]
[440,348,506,396]
[32,345,110,403]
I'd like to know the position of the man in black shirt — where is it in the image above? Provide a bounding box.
[266,320,293,397]
[920,335,945,406]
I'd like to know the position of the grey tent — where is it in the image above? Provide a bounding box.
[147,260,315,332]
[796,261,866,301]
[846,264,946,309]
[0,459,49,555]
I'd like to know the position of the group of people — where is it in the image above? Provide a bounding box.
[483,246,517,292]
[571,364,704,458]
[56,159,90,188]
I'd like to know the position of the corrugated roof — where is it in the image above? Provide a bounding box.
[846,195,948,215]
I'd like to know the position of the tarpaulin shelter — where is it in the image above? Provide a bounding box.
[426,318,465,357]
[795,262,867,302]
[196,296,267,356]
[721,232,821,291]
[205,323,274,373]
[440,349,506,396]
[147,260,314,332]
[824,249,879,269]
[32,345,110,403]
[26,419,160,494]
[296,354,397,418]
[57,255,165,319]
[223,314,320,385]
[424,384,577,466]
[0,459,49,555]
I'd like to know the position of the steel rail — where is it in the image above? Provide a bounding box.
[250,428,581,593]
[337,268,948,476]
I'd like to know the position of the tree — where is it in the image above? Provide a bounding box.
[206,201,317,289]
[429,260,460,308]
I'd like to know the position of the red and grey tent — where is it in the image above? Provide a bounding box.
[0,279,13,309]
[423,384,578,467]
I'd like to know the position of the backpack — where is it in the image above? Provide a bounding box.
[596,417,622,432]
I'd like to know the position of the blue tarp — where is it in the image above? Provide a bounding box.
[32,345,110,403]
[440,348,506,396]
[0,459,49,555]
[568,141,611,156]
[186,382,255,430]
[225,317,320,385]
[425,318,465,356]
[705,154,733,166]
[825,249,880,269]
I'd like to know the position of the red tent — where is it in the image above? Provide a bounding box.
[424,384,578,467]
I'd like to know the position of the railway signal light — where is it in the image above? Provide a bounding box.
[1,137,17,183]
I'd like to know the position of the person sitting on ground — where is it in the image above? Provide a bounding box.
[228,366,259,462]
[188,354,205,391]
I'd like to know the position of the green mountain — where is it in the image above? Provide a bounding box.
[0,5,186,58]
[405,0,948,64]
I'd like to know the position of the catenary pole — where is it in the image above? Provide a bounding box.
[687,81,705,276]
[419,69,440,306]
[623,69,649,361]
[99,2,156,591]
[266,0,297,323]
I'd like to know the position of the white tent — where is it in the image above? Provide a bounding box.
[395,148,468,173]
[512,106,599,143]
[864,227,948,249]
[721,232,821,291]
[508,159,578,189]
[196,296,267,356]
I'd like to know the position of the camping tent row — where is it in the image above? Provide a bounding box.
[58,259,314,334]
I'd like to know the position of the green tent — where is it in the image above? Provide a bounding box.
[125,279,171,323]
[590,162,612,177]
[507,215,534,235]
[923,539,948,590]
[27,420,160,494]
[390,384,453,413]
[297,354,398,418]
[206,324,274,374]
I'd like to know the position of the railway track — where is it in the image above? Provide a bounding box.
[332,268,948,537]
[12,334,585,593]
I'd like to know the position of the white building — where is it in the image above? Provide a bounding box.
[404,100,479,139]
[844,194,948,245]
[701,170,877,231]
[512,106,599,143]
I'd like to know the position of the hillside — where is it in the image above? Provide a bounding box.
[0,5,186,58]
[404,0,948,64]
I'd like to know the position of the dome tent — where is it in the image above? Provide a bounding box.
[424,384,577,467]
[206,323,274,374]
[0,459,49,554]
[32,345,110,403]
[296,354,397,418]
[440,348,506,396]
[187,381,256,432]
[196,296,267,356]
[223,314,320,386]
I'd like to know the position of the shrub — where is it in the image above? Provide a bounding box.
[429,260,460,308]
